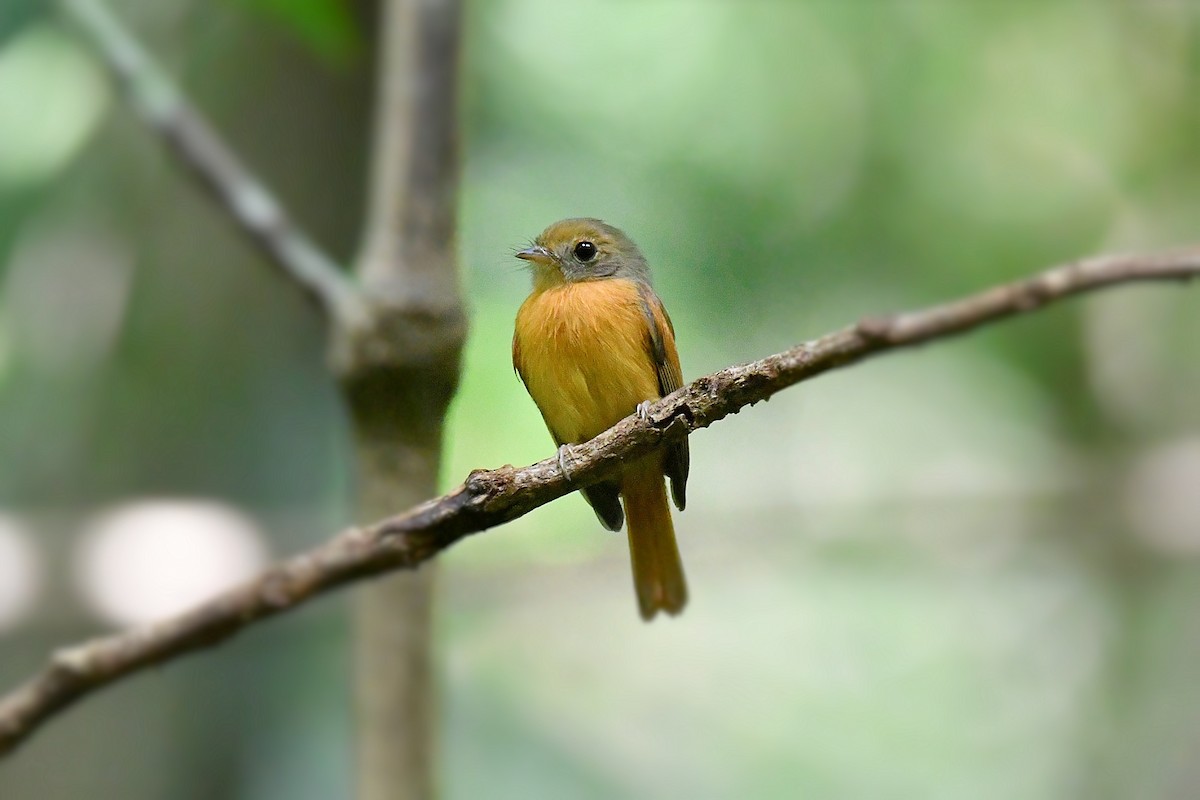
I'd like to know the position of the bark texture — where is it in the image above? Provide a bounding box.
[343,2,465,798]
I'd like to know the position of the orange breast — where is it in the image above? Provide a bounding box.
[514,279,660,444]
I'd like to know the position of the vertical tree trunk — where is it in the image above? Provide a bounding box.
[350,423,442,800]
[339,1,465,799]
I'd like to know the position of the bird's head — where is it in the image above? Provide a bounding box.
[517,218,651,287]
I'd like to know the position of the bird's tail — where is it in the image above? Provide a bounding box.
[622,460,688,620]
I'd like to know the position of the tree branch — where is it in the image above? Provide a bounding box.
[58,0,364,323]
[356,0,461,308]
[1,245,1197,756]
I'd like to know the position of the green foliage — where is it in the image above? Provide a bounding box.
[226,0,360,65]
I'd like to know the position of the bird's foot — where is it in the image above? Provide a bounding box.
[636,400,653,421]
[557,443,579,482]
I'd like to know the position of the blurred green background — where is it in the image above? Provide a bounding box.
[2,1,1200,798]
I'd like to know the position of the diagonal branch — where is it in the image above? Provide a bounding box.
[58,0,364,323]
[2,244,1198,756]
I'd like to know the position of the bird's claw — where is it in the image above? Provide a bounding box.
[557,443,579,482]
[636,400,653,421]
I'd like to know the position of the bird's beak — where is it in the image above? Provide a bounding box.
[515,245,554,265]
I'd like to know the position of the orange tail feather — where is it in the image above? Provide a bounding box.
[622,463,688,620]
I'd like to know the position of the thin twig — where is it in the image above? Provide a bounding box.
[58,0,364,323]
[1,244,1197,756]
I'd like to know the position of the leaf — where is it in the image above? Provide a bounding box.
[227,0,361,66]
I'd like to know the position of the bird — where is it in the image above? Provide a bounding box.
[512,218,689,620]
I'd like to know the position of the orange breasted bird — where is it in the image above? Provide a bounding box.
[512,218,689,620]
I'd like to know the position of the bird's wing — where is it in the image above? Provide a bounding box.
[638,285,690,511]
[512,329,528,389]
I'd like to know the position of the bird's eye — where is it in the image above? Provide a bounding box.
[573,240,597,262]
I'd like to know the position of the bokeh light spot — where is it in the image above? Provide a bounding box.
[2,222,133,376]
[1126,439,1200,555]
[76,500,270,627]
[0,512,42,633]
[0,25,110,187]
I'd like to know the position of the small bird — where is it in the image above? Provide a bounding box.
[512,218,689,620]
